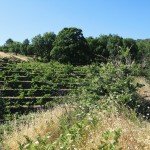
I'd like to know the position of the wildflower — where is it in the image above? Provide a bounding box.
[47,135,51,139]
[88,117,93,121]
[35,141,39,144]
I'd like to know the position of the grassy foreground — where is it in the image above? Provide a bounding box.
[1,103,150,150]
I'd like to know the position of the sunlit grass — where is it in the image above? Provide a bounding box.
[1,103,150,150]
[80,111,150,150]
[2,105,71,150]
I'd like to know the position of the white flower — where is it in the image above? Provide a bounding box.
[47,135,51,139]
[88,117,93,121]
[35,141,39,144]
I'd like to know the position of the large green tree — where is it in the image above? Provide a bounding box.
[5,38,14,46]
[32,34,44,59]
[3,38,14,53]
[136,39,150,67]
[107,34,123,58]
[43,32,56,61]
[86,36,99,62]
[86,35,109,62]
[123,38,138,61]
[32,32,56,61]
[50,27,90,64]
[11,42,21,55]
[20,39,30,55]
[95,35,109,62]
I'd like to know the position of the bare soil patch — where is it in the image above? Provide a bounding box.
[0,52,33,62]
[136,77,150,101]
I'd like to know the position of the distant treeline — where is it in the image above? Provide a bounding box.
[0,27,150,65]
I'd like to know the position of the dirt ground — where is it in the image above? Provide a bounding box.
[136,77,150,101]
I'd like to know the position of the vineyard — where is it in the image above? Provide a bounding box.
[0,57,150,120]
[0,57,88,120]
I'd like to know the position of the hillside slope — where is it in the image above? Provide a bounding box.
[0,52,33,62]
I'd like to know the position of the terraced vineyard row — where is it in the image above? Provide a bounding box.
[1,58,150,122]
[0,58,87,120]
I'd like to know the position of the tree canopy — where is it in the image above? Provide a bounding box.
[0,27,149,65]
[50,27,90,64]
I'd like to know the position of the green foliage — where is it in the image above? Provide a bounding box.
[32,34,44,59]
[20,39,30,55]
[0,60,86,119]
[2,61,141,150]
[123,38,138,61]
[31,32,56,62]
[87,35,109,63]
[0,98,6,119]
[0,28,150,65]
[98,128,122,150]
[50,27,90,64]
[107,34,123,58]
[42,32,56,61]
[5,38,14,46]
[74,63,137,107]
[0,28,150,149]
[18,92,25,99]
[6,61,138,112]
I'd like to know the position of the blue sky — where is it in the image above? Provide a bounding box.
[0,0,150,45]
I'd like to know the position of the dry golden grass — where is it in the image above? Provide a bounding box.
[0,52,33,62]
[2,104,150,150]
[2,105,71,150]
[80,112,150,150]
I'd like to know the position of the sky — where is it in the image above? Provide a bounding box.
[0,0,150,45]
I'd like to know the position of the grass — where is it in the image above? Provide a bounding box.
[1,102,150,150]
[82,111,150,149]
[0,52,33,62]
[1,105,72,150]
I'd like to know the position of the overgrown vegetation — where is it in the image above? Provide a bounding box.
[0,27,150,149]
[0,58,150,149]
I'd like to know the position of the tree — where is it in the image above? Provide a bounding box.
[50,27,90,64]
[3,38,14,53]
[26,44,35,56]
[43,32,56,61]
[5,38,14,46]
[86,36,98,62]
[23,38,30,45]
[123,38,138,61]
[32,33,56,61]
[32,34,44,59]
[86,35,109,63]
[11,42,21,55]
[136,39,150,67]
[95,35,109,62]
[107,34,123,58]
[21,39,30,55]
